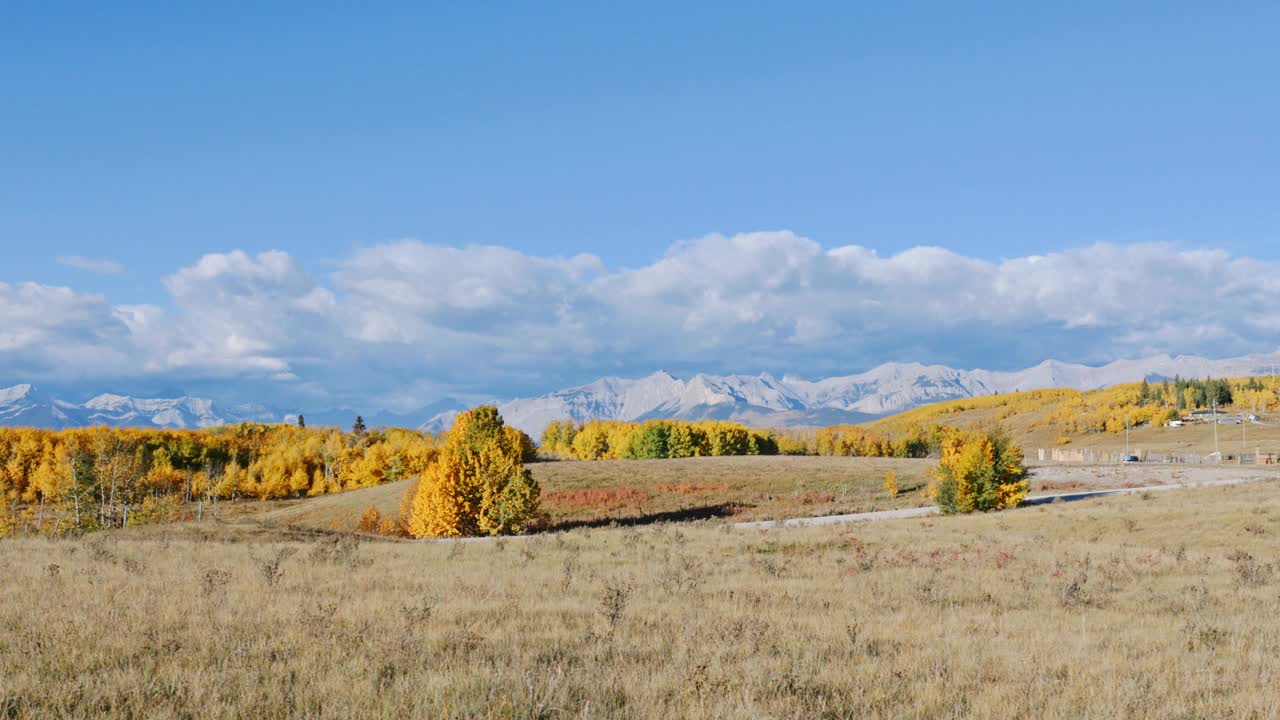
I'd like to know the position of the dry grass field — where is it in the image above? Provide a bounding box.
[3,477,1280,718]
[259,456,938,533]
[255,455,1278,535]
[1058,418,1280,457]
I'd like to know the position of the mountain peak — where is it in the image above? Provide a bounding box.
[10,351,1280,434]
[429,352,1280,435]
[83,393,132,410]
[0,384,34,405]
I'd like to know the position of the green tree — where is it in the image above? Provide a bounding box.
[626,422,672,459]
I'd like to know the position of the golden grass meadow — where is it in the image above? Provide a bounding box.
[3,467,1279,719]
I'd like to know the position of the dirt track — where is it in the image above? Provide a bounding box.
[735,464,1280,529]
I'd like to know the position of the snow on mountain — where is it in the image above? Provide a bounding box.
[80,393,226,429]
[0,384,41,424]
[7,351,1280,434]
[0,386,285,430]
[0,384,33,406]
[423,352,1280,436]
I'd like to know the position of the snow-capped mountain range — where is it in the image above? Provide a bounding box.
[422,352,1280,435]
[5,352,1280,434]
[0,384,279,430]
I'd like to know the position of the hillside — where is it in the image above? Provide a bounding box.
[866,375,1280,457]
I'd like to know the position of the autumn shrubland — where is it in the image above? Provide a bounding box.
[261,455,938,534]
[277,423,1027,535]
[8,372,1280,539]
[2,479,1279,718]
[0,414,797,537]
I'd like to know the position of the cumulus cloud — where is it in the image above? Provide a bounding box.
[158,250,339,378]
[334,241,602,351]
[4,233,1279,406]
[0,282,142,376]
[56,255,125,274]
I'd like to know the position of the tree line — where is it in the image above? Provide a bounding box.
[0,422,445,535]
[539,419,784,460]
[538,418,947,460]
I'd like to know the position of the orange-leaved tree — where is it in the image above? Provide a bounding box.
[927,426,1027,514]
[403,406,540,537]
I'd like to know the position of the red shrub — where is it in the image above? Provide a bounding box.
[542,487,648,510]
[653,482,727,494]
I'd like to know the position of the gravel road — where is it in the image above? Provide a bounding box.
[732,464,1278,529]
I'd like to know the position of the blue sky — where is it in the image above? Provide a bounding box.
[2,2,1280,409]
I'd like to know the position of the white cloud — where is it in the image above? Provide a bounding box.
[5,234,1280,407]
[334,241,604,361]
[56,255,125,274]
[157,250,338,378]
[0,282,140,376]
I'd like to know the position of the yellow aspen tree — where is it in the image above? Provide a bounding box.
[398,478,418,534]
[405,406,540,538]
[883,470,899,498]
[407,448,472,537]
[928,427,1026,513]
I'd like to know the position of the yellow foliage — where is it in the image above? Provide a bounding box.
[406,406,540,538]
[883,470,899,498]
[407,449,470,538]
[398,479,418,536]
[928,426,1026,514]
[126,494,183,526]
[872,375,1278,444]
[356,506,382,534]
[0,422,441,534]
[546,418,775,460]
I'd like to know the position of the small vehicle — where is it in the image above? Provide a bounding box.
[1122,455,1140,463]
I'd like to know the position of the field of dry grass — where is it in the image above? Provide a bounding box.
[3,477,1279,718]
[257,455,1280,535]
[1058,418,1280,457]
[259,456,937,533]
